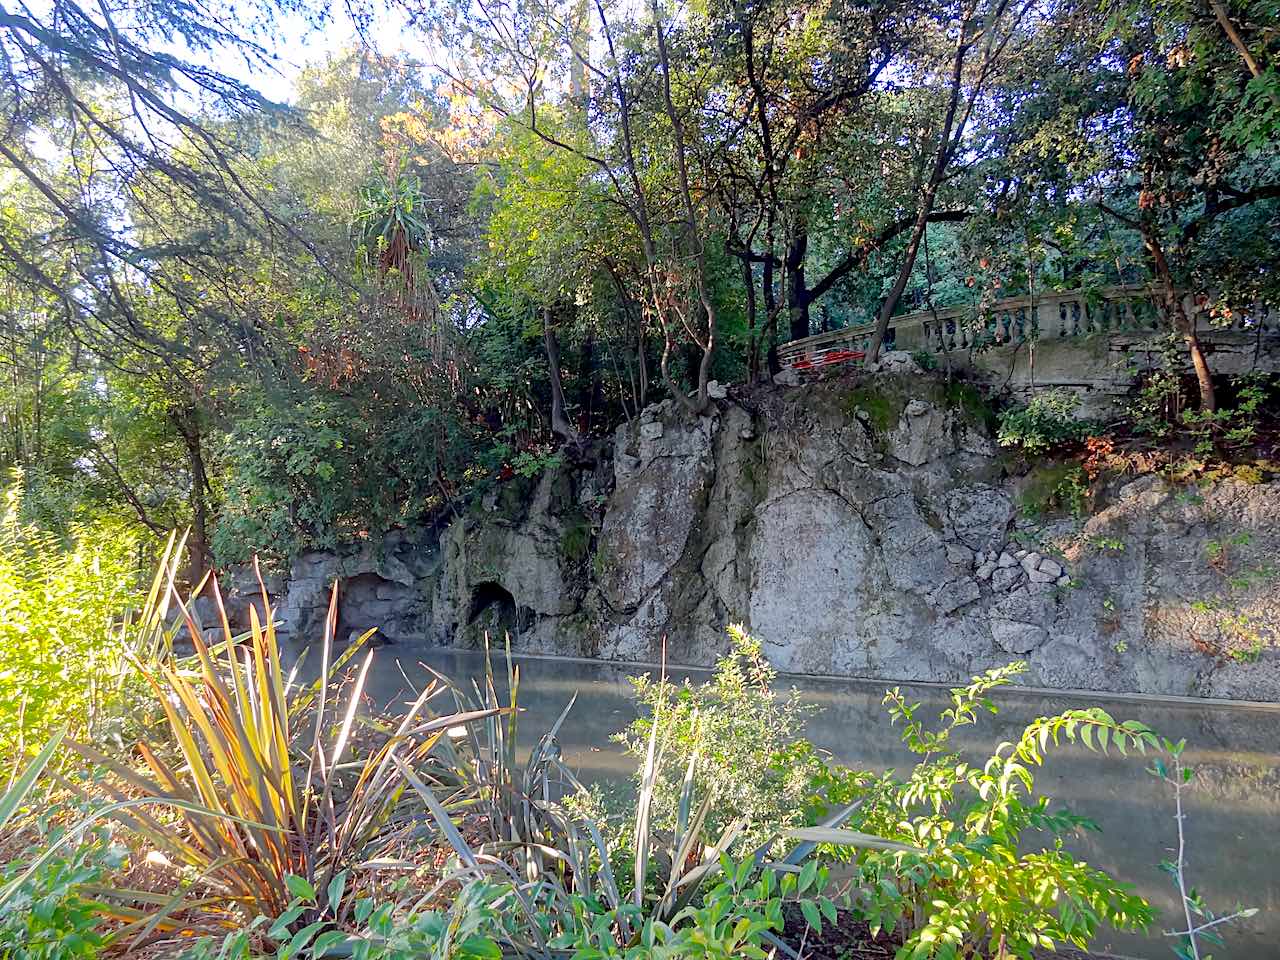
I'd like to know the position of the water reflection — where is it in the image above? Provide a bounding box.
[366,648,1280,960]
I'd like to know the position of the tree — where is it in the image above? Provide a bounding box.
[863,0,1039,364]
[696,0,906,361]
[1007,0,1280,410]
[404,0,737,413]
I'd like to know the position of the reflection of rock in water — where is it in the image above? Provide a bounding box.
[364,649,1280,960]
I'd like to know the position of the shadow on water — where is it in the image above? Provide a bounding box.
[361,647,1280,960]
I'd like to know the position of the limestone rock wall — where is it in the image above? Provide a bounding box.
[251,374,1280,701]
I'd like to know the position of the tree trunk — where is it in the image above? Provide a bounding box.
[1146,233,1216,411]
[763,256,780,374]
[543,307,580,443]
[651,0,715,415]
[867,7,976,363]
[785,226,809,342]
[578,326,597,434]
[173,409,211,588]
[741,255,760,380]
[636,321,648,410]
[866,212,931,364]
[1183,326,1216,413]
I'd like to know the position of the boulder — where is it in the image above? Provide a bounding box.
[1037,557,1064,579]
[991,565,1022,592]
[869,350,921,375]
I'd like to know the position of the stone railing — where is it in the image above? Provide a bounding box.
[778,285,1279,366]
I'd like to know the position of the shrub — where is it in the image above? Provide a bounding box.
[997,388,1094,455]
[0,829,121,960]
[845,664,1157,959]
[1181,373,1272,455]
[1017,463,1091,519]
[0,731,116,960]
[911,349,939,372]
[70,578,501,944]
[403,635,868,959]
[212,394,481,567]
[615,625,854,852]
[178,873,513,960]
[0,482,144,757]
[549,855,836,960]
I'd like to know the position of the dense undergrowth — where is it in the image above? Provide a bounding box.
[0,533,1260,960]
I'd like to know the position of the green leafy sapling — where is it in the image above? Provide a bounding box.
[1150,741,1257,960]
[847,664,1159,960]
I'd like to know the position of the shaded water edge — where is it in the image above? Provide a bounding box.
[355,646,1280,960]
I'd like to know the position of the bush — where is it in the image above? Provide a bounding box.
[615,625,858,852]
[1181,373,1272,455]
[212,394,480,566]
[911,349,939,371]
[1017,463,1091,519]
[0,829,121,960]
[178,873,514,960]
[845,664,1157,959]
[70,580,501,940]
[0,481,144,757]
[997,388,1094,455]
[403,633,855,959]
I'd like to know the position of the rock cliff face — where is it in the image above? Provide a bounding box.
[254,373,1280,701]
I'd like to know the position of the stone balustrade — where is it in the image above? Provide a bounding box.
[778,284,1279,366]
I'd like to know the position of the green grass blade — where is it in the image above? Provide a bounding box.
[0,726,65,831]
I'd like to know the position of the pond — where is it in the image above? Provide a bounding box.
[362,647,1280,960]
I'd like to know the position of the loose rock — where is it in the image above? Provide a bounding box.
[991,565,1022,592]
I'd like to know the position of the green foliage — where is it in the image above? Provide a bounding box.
[0,480,144,756]
[843,386,904,432]
[0,612,1180,960]
[550,856,835,960]
[179,873,510,960]
[354,167,434,269]
[1018,463,1090,519]
[942,381,998,433]
[1127,335,1186,440]
[997,389,1094,455]
[397,634,876,960]
[70,581,500,938]
[910,350,938,372]
[0,829,121,960]
[1181,374,1273,456]
[212,394,478,565]
[616,625,836,852]
[559,518,592,563]
[845,664,1158,959]
[182,860,837,960]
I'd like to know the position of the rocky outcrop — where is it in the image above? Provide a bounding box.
[247,374,1280,701]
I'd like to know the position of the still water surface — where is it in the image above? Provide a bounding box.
[364,648,1280,960]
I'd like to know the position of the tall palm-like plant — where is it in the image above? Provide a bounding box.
[348,162,458,387]
[354,166,434,280]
